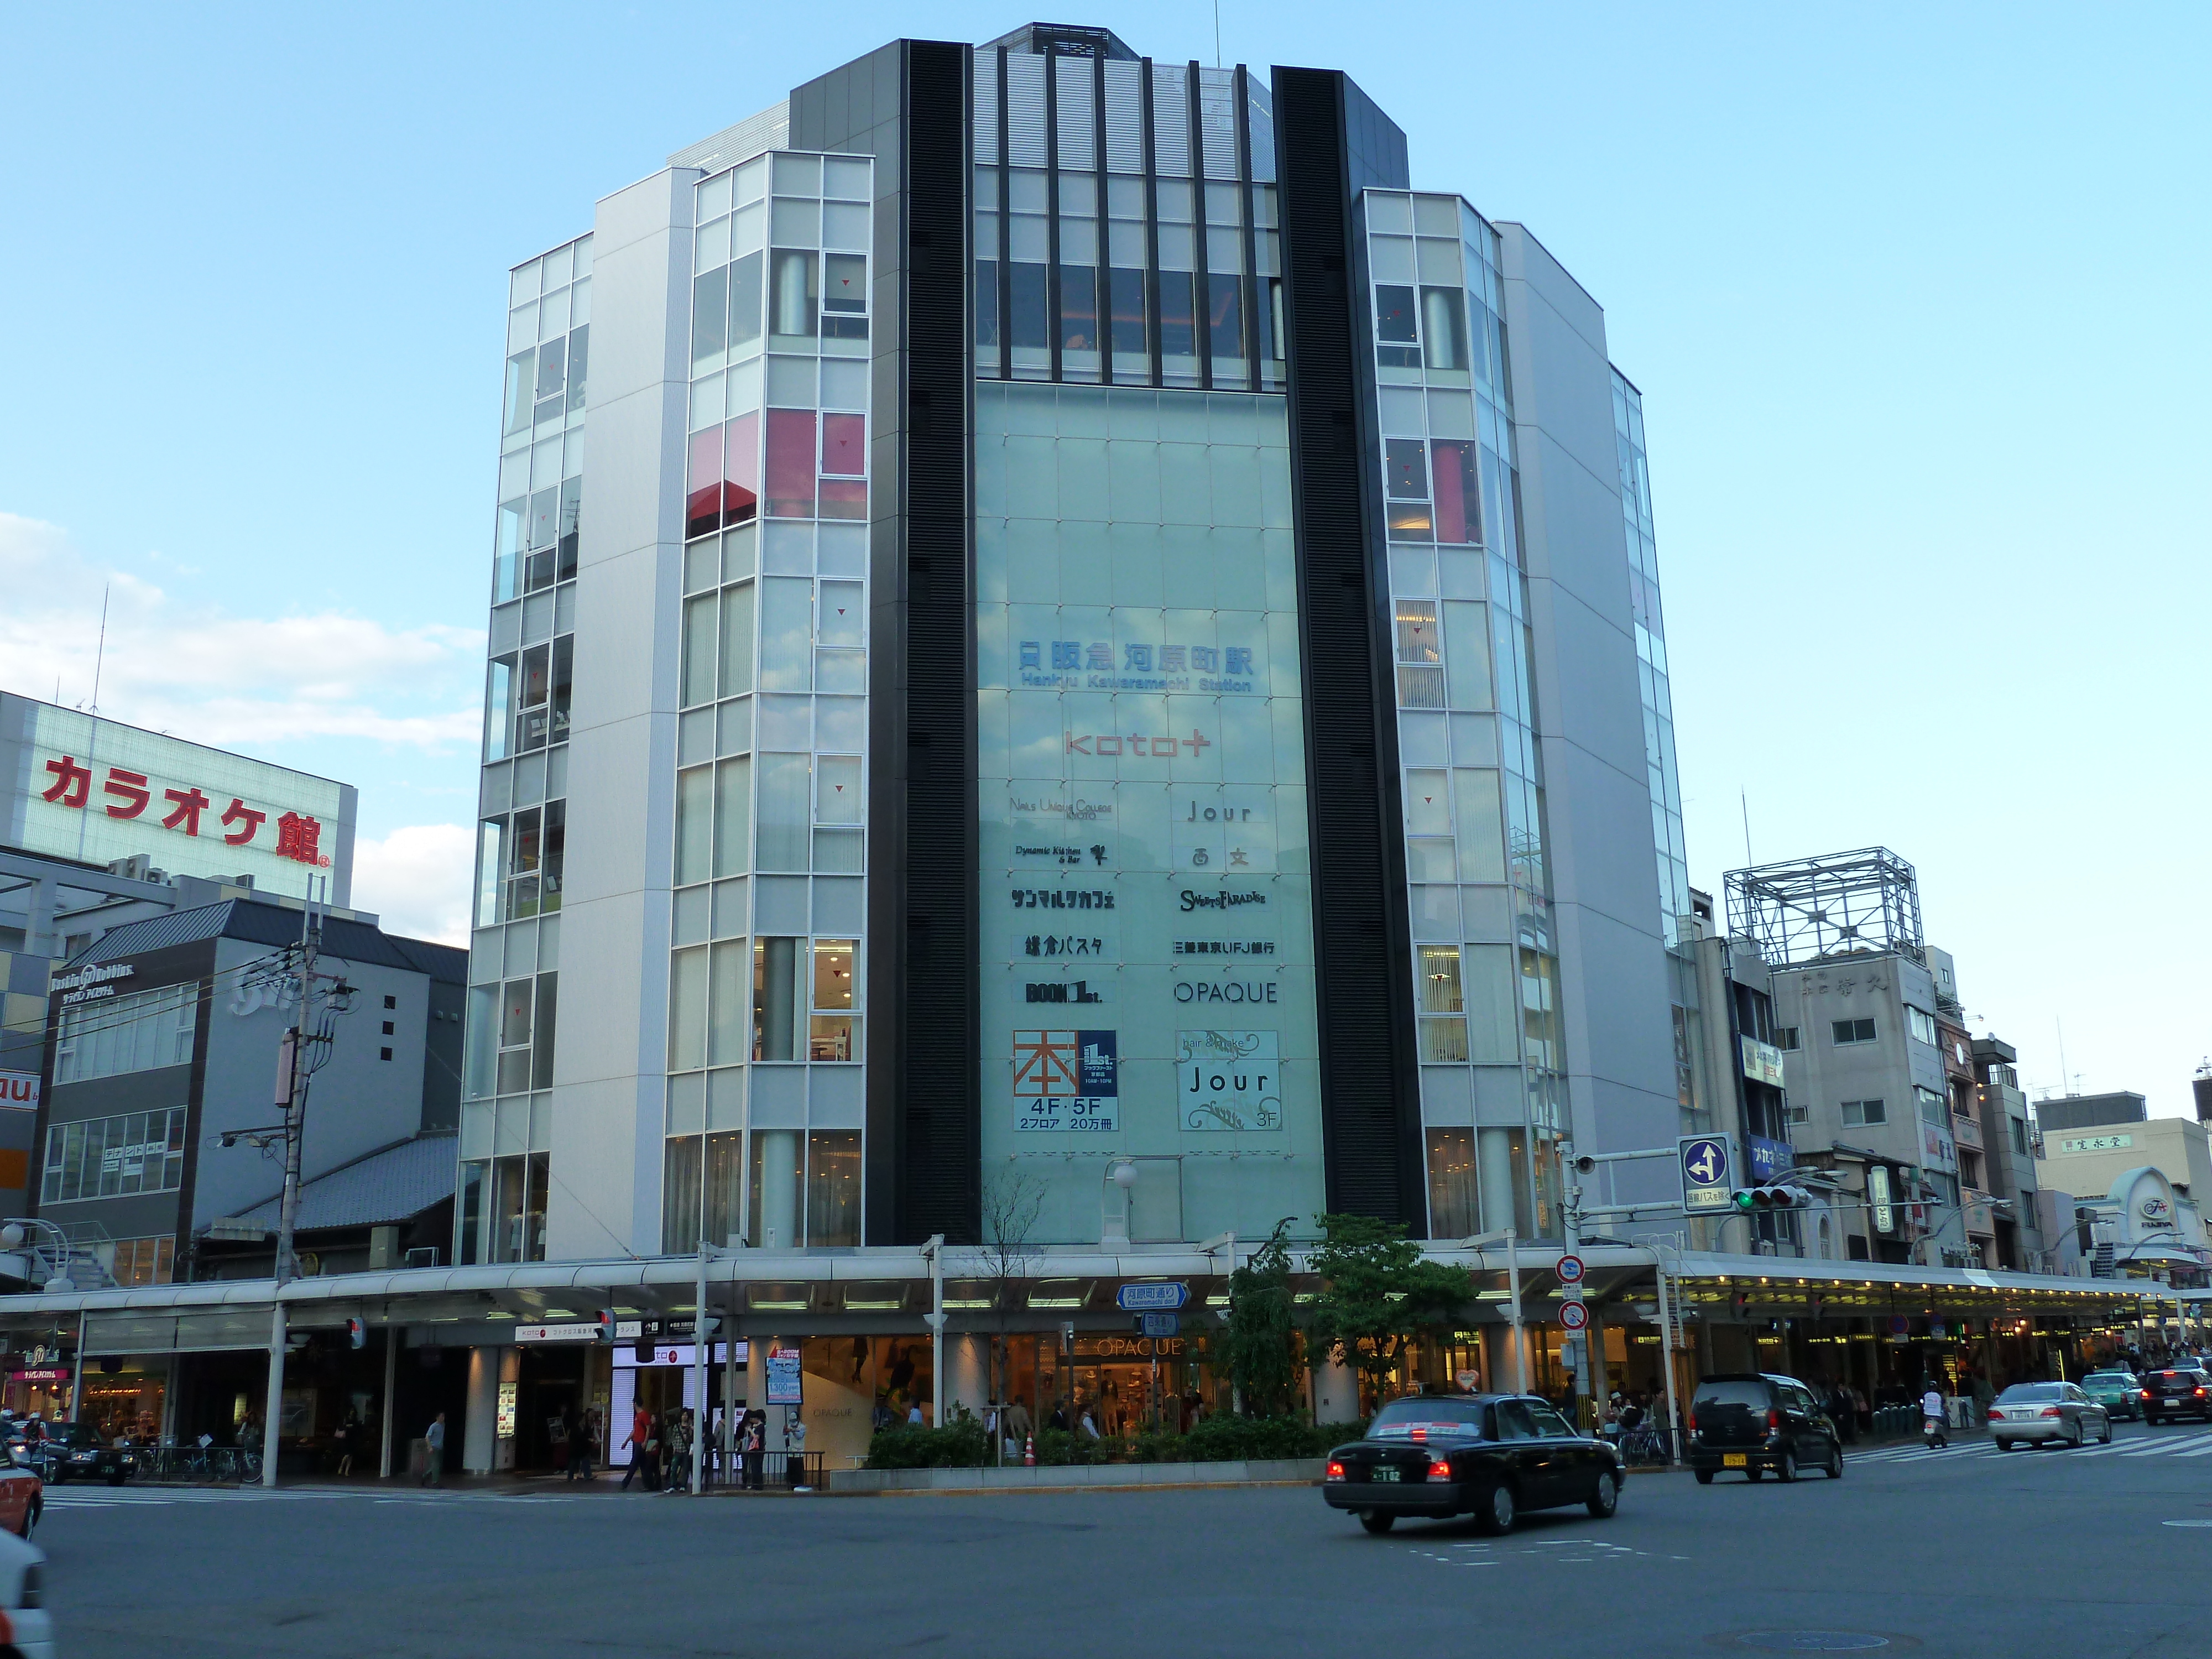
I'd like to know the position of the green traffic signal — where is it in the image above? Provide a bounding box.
[1730,1188,1759,1212]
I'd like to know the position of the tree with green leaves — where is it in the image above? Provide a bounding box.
[1302,1212,1473,1412]
[1220,1218,1303,1419]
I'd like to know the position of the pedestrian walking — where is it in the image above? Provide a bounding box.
[1004,1397,1032,1459]
[335,1410,359,1478]
[420,1411,447,1485]
[619,1403,655,1491]
[1921,1384,1948,1448]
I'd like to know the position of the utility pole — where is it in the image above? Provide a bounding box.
[248,880,352,1489]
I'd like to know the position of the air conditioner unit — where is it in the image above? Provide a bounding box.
[403,1246,439,1269]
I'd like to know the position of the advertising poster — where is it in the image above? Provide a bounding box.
[765,1346,803,1405]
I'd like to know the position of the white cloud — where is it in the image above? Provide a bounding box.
[0,511,483,750]
[351,823,474,946]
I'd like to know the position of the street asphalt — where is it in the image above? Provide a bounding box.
[38,1418,2212,1657]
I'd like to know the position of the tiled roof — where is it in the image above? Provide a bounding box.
[66,900,466,983]
[227,1134,457,1234]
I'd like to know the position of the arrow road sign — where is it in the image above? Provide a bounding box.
[1558,1300,1589,1332]
[1679,1135,1735,1213]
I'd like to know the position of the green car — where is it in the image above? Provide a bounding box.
[2081,1370,2142,1421]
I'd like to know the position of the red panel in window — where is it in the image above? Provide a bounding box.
[764,409,817,518]
[722,411,759,524]
[686,426,723,539]
[818,478,868,520]
[1432,440,1480,546]
[822,413,866,476]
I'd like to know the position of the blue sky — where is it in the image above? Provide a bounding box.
[2,3,2204,1114]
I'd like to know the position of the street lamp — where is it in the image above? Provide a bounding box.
[1101,1160,1138,1248]
[1457,1228,1527,1395]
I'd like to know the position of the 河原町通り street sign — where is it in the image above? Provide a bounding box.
[1115,1282,1188,1311]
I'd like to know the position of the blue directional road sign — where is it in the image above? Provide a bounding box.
[1679,1135,1735,1213]
[1116,1282,1189,1311]
[1140,1312,1180,1339]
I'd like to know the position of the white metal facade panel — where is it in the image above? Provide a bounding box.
[1151,62,1190,176]
[1055,55,1095,169]
[1104,59,1144,172]
[1006,52,1047,166]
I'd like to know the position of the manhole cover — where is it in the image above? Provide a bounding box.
[1736,1637,1892,1653]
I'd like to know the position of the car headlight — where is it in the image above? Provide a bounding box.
[19,1562,40,1609]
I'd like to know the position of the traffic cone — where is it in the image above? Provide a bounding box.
[1024,1434,1036,1467]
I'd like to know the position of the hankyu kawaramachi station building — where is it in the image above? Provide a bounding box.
[0,25,2171,1479]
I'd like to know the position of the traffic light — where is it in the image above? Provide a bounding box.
[1729,1184,1813,1212]
[346,1317,366,1350]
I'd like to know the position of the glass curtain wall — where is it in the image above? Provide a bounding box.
[461,231,592,1265]
[973,377,1324,1245]
[1612,371,1704,1133]
[662,150,872,1255]
[972,48,1281,394]
[1369,191,1568,1241]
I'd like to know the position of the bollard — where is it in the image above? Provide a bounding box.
[1024,1434,1035,1467]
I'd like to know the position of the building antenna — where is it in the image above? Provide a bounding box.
[1740,791,1752,867]
[1214,0,1222,68]
[89,583,110,716]
[2056,1016,2070,1098]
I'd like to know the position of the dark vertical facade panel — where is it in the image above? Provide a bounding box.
[794,39,977,1245]
[897,39,980,1244]
[1272,66,1425,1229]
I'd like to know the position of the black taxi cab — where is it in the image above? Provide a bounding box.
[1323,1393,1624,1535]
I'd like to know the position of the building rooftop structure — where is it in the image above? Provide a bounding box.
[1725,847,1925,969]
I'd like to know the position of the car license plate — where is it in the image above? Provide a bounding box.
[1371,1465,1400,1482]
[1723,1453,1747,1468]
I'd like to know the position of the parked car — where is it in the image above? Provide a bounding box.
[1686,1373,1843,1483]
[0,1526,54,1658]
[22,1422,133,1486]
[2081,1370,2142,1421]
[1323,1393,1624,1535]
[0,1453,39,1541]
[2141,1368,2212,1425]
[1989,1380,2111,1449]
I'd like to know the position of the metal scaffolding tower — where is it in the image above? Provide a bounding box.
[1723,847,1925,968]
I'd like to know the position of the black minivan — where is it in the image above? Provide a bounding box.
[1687,1373,1843,1484]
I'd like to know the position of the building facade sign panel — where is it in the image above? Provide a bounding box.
[0,696,353,904]
[975,381,1323,1241]
[1739,1035,1786,1089]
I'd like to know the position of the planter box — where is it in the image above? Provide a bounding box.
[832,1457,1326,1495]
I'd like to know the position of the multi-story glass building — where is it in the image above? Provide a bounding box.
[456,22,1700,1269]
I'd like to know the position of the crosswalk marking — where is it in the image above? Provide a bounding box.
[41,1484,588,1510]
[1843,1429,2212,1467]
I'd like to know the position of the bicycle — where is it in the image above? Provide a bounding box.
[1617,1422,1668,1467]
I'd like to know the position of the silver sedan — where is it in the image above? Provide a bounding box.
[1989,1381,2111,1450]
